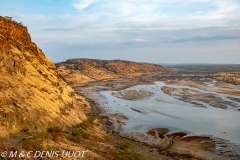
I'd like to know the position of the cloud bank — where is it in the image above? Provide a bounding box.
[0,0,239,63]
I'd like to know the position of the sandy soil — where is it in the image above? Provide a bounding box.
[165,79,208,90]
[161,86,238,109]
[212,88,240,96]
[111,89,153,100]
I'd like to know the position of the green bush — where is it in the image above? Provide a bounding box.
[68,128,91,143]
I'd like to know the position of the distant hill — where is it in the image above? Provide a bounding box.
[56,58,166,85]
[162,64,240,73]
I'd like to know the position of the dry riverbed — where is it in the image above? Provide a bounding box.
[74,73,240,160]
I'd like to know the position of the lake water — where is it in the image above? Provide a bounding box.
[99,82,240,146]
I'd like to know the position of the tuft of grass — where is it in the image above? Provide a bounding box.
[89,115,97,125]
[21,132,51,150]
[78,115,98,129]
[92,134,104,143]
[103,135,114,142]
[46,144,59,151]
[21,131,50,150]
[114,143,131,151]
[21,139,44,151]
[78,122,91,130]
[68,128,91,143]
[72,128,91,139]
[105,142,146,160]
[34,131,51,141]
[47,126,63,141]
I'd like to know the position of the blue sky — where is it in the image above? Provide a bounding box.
[1,0,240,63]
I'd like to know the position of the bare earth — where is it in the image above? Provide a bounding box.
[111,89,153,100]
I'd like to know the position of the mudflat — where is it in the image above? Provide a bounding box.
[75,72,240,160]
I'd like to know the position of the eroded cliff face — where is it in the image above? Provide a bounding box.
[56,58,166,85]
[0,16,91,136]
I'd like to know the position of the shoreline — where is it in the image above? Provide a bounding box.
[74,73,238,159]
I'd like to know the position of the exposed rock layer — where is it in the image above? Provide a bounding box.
[56,58,166,85]
[0,16,91,136]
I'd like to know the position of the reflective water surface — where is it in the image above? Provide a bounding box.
[100,82,240,145]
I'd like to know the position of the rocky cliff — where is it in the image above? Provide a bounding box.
[210,72,240,85]
[0,16,91,136]
[56,58,166,85]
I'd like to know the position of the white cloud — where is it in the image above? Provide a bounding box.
[70,0,240,30]
[72,0,98,10]
[134,38,147,42]
[14,14,52,23]
[31,14,52,21]
[2,0,240,63]
[58,13,72,19]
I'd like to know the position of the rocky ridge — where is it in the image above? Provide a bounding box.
[56,58,166,85]
[0,16,171,159]
[0,16,91,136]
[210,72,240,85]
